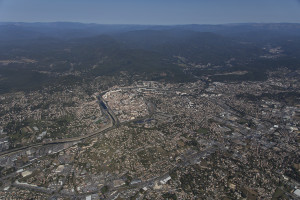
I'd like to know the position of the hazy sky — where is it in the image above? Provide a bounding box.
[0,0,300,24]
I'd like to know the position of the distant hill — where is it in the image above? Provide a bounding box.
[1,22,300,41]
[0,22,300,93]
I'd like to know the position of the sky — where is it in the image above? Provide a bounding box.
[0,0,300,25]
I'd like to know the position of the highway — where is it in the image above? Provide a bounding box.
[0,86,202,157]
[0,95,119,158]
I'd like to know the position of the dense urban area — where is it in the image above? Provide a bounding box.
[0,69,299,199]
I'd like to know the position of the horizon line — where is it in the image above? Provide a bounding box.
[1,21,300,26]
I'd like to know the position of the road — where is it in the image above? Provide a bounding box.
[0,95,119,158]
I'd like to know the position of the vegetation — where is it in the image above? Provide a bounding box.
[100,185,109,193]
[1,23,300,94]
[196,127,209,135]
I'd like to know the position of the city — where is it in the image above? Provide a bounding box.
[0,67,299,199]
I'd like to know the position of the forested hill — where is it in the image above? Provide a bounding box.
[0,23,300,94]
